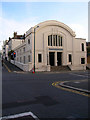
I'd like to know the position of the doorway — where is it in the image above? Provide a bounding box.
[57,52,62,66]
[49,52,55,66]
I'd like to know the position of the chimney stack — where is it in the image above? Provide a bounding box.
[14,32,17,38]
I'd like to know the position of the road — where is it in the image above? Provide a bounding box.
[2,61,89,119]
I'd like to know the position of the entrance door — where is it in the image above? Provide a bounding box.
[49,52,55,66]
[57,52,62,66]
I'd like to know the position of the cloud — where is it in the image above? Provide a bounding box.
[0,17,39,50]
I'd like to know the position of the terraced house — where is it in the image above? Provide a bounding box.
[10,20,87,71]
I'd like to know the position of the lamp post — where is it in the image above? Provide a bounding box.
[34,26,39,73]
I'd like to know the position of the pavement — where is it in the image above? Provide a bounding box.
[59,79,89,95]
[63,80,88,90]
[3,59,23,72]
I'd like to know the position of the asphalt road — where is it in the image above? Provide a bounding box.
[2,62,89,119]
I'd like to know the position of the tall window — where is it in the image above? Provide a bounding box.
[38,54,42,63]
[20,57,22,63]
[82,43,84,51]
[48,35,63,46]
[28,39,30,44]
[53,35,57,46]
[20,49,21,55]
[23,47,25,52]
[81,58,85,64]
[68,54,72,62]
[28,55,31,62]
[17,57,18,61]
[17,50,18,56]
[58,36,60,46]
[61,37,62,46]
[48,35,52,46]
[23,56,25,64]
[56,35,57,46]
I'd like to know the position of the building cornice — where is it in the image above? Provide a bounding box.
[26,20,76,37]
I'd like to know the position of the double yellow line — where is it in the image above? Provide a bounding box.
[52,81,90,97]
[3,62,11,72]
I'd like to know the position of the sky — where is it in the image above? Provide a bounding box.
[0,2,88,50]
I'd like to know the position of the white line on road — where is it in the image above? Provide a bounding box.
[69,73,88,78]
[0,111,39,120]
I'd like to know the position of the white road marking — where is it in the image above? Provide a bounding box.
[69,73,88,78]
[0,111,39,120]
[74,82,80,83]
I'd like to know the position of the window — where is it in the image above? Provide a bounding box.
[20,57,22,63]
[81,58,85,64]
[53,35,56,46]
[17,57,18,61]
[23,47,25,52]
[48,36,50,46]
[38,54,42,63]
[48,35,63,46]
[82,43,84,51]
[28,55,31,62]
[23,56,25,64]
[56,35,57,46]
[68,54,72,62]
[48,35,52,46]
[61,37,62,46]
[20,49,21,55]
[58,36,60,46]
[17,51,18,56]
[28,39,30,44]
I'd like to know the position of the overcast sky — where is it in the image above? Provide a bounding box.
[0,2,88,50]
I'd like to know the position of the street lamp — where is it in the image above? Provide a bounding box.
[34,26,39,73]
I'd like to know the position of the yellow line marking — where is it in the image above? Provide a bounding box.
[3,62,11,72]
[52,81,90,97]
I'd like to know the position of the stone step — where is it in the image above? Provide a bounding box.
[51,66,70,71]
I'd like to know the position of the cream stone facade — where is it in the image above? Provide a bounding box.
[11,20,87,71]
[8,32,25,52]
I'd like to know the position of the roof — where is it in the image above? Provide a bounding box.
[34,20,76,37]
[8,32,25,42]
[26,20,76,37]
